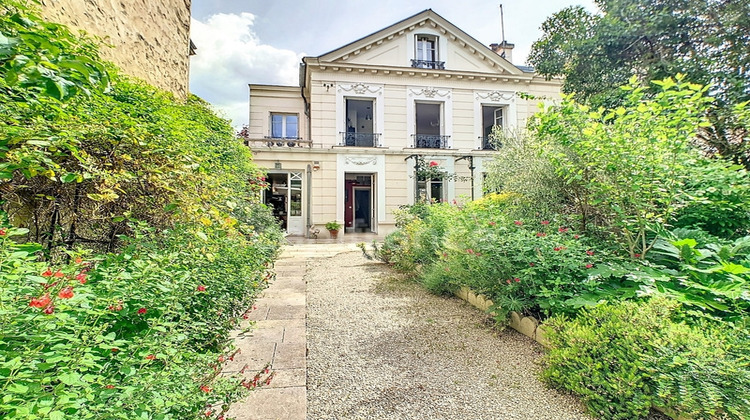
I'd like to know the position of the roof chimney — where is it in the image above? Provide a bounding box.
[490,41,514,63]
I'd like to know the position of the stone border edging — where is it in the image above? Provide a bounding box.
[454,285,689,420]
[455,286,549,347]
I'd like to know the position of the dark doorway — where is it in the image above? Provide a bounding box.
[354,188,371,232]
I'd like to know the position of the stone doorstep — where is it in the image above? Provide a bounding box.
[226,386,306,420]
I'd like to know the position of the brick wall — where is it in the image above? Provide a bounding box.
[40,0,192,99]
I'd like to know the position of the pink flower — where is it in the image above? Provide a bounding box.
[429,161,439,167]
[58,286,74,299]
[488,221,496,226]
[506,279,511,284]
[536,232,547,237]
[53,270,64,278]
[585,264,593,269]
[200,385,212,393]
[137,308,147,315]
[197,285,206,292]
[74,257,83,264]
[0,228,6,236]
[553,246,562,251]
[145,354,156,360]
[541,220,550,225]
[41,269,53,278]
[43,304,55,315]
[634,253,642,258]
[514,220,523,226]
[558,227,569,233]
[586,250,595,256]
[514,277,520,283]
[105,385,114,389]
[529,262,535,267]
[574,235,580,239]
[466,249,474,255]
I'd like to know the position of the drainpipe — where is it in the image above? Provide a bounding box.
[306,164,313,238]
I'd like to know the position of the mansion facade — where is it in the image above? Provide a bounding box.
[242,9,561,237]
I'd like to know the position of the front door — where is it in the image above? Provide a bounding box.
[344,173,375,233]
[264,171,304,235]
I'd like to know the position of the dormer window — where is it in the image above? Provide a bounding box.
[412,35,444,69]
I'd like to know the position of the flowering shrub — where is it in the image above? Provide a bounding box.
[0,222,279,419]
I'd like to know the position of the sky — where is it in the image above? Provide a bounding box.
[189,0,598,128]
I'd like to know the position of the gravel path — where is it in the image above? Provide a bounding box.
[306,251,593,420]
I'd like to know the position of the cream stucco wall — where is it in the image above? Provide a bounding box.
[39,0,192,99]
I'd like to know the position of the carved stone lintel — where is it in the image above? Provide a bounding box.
[338,83,383,95]
[345,156,378,166]
[409,87,451,99]
[476,90,516,102]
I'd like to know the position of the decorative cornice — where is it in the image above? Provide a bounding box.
[476,90,516,102]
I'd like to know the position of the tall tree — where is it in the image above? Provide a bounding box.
[529,0,750,167]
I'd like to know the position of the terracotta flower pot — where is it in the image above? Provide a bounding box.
[328,229,339,239]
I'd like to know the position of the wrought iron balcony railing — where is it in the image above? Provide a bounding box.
[410,59,445,70]
[480,136,503,150]
[339,132,381,147]
[412,134,450,149]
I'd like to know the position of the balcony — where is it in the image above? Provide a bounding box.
[480,136,503,150]
[246,137,312,148]
[340,132,381,147]
[410,59,445,70]
[412,134,450,149]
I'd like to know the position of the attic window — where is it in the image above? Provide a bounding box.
[412,35,444,70]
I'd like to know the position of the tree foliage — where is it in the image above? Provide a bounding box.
[529,0,750,167]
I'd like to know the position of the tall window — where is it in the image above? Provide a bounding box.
[417,178,444,202]
[481,106,504,150]
[415,102,444,148]
[412,35,443,69]
[270,114,298,138]
[344,99,376,146]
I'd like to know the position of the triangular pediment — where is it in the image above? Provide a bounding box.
[313,9,525,76]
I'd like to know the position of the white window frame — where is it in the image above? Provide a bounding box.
[270,113,299,139]
[473,91,517,149]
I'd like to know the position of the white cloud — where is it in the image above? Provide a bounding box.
[189,13,304,128]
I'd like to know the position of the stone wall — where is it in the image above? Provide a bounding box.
[39,0,192,99]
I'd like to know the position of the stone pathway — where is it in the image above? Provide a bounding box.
[226,244,359,420]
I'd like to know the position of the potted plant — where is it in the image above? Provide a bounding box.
[325,221,342,239]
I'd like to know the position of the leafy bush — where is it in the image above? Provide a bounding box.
[542,298,750,419]
[0,221,279,419]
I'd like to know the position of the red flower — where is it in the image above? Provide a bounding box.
[558,227,569,233]
[488,221,496,226]
[529,262,535,267]
[111,348,118,352]
[108,302,123,311]
[506,279,511,284]
[536,232,547,237]
[58,286,74,299]
[218,355,225,363]
[586,250,595,256]
[200,385,212,393]
[145,354,155,360]
[137,308,147,315]
[41,269,53,277]
[0,228,6,236]
[76,273,87,284]
[574,235,580,239]
[243,314,249,320]
[466,249,474,254]
[53,270,64,278]
[585,264,593,269]
[514,220,523,226]
[541,220,550,225]
[429,161,439,167]
[43,304,55,315]
[634,253,642,258]
[554,246,562,251]
[205,411,212,418]
[197,285,206,292]
[74,257,83,264]
[30,294,52,308]
[514,277,520,283]
[105,385,114,389]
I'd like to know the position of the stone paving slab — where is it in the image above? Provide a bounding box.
[225,243,360,420]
